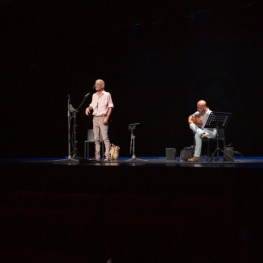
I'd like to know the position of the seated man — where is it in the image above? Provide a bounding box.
[188,100,217,162]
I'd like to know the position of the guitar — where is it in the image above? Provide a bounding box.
[190,115,204,128]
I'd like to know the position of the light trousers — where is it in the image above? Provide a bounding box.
[93,116,111,159]
[189,124,217,157]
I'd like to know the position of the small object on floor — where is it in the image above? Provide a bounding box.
[180,147,194,161]
[188,156,200,162]
[184,147,193,150]
[166,148,176,160]
[110,144,120,160]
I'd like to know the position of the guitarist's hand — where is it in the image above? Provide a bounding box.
[195,116,204,127]
[189,115,204,127]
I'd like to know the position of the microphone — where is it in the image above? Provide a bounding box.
[68,94,71,103]
[84,93,90,98]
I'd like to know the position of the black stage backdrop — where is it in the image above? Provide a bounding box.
[1,1,263,158]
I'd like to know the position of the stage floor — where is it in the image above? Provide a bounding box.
[1,154,263,208]
[1,155,262,263]
[1,156,263,168]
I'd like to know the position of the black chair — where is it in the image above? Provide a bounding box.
[84,129,104,158]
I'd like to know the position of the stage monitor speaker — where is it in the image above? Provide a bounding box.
[180,148,194,161]
[224,147,234,161]
[166,148,176,160]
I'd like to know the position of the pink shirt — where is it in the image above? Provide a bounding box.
[90,90,114,116]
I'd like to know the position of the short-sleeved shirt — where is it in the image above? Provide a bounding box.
[90,90,114,116]
[193,109,212,129]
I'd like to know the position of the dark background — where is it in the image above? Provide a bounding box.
[1,0,263,158]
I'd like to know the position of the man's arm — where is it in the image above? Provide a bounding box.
[103,107,113,124]
[85,106,93,116]
[188,114,194,124]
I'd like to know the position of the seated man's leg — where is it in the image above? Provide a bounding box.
[188,124,203,161]
[202,128,217,138]
[189,123,204,135]
[193,133,202,157]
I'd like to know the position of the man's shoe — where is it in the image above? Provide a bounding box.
[188,156,200,162]
[104,158,111,162]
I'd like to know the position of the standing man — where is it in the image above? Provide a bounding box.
[188,100,216,162]
[85,79,114,161]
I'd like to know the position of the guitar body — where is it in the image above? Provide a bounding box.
[190,115,204,128]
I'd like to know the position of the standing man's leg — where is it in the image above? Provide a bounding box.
[93,117,101,160]
[99,118,111,160]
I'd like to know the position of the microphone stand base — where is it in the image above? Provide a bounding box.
[125,157,147,162]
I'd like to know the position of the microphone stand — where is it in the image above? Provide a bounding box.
[53,93,90,165]
[125,123,147,162]
[69,104,78,159]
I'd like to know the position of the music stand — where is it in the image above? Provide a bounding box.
[125,123,147,162]
[204,111,233,162]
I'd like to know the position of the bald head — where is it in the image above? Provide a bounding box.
[197,100,206,107]
[197,100,207,115]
